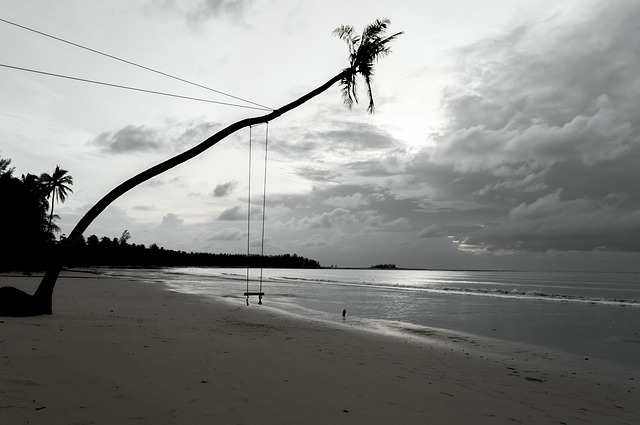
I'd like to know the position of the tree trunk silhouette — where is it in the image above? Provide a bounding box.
[1,70,351,316]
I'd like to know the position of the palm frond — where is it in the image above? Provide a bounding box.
[332,24,354,41]
[334,18,402,114]
[340,71,358,109]
[332,25,359,60]
[363,72,375,114]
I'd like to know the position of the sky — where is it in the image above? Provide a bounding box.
[2,0,640,271]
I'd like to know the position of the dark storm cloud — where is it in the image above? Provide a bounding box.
[418,2,640,254]
[460,190,640,252]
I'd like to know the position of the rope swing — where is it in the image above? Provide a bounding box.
[244,122,269,305]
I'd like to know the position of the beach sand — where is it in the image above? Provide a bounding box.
[1,271,638,424]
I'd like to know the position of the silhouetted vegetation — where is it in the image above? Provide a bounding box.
[63,231,321,268]
[0,155,319,272]
[371,264,396,269]
[0,156,57,271]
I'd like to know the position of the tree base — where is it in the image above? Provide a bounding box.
[0,286,52,317]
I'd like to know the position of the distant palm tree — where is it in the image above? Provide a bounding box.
[1,19,402,316]
[0,156,14,177]
[20,173,51,234]
[40,165,74,232]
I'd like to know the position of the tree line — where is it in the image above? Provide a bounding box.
[62,231,320,268]
[0,155,320,271]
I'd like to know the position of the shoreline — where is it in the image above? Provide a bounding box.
[1,272,638,424]
[112,266,640,371]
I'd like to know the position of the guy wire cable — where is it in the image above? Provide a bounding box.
[0,17,273,111]
[0,63,269,111]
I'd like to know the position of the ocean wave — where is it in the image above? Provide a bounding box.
[268,275,640,306]
[435,286,640,306]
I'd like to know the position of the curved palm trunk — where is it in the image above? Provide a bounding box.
[27,69,350,315]
[48,194,55,232]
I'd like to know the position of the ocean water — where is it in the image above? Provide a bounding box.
[106,267,640,370]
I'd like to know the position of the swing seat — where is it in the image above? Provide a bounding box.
[244,292,264,305]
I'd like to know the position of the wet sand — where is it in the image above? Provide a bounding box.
[1,272,638,424]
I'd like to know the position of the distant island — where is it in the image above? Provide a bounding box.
[371,264,397,269]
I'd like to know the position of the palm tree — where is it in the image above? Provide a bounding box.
[20,173,52,237]
[0,19,402,316]
[334,18,402,113]
[40,166,74,232]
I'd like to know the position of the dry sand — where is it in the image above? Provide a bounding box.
[1,271,638,424]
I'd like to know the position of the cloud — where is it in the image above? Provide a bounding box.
[186,0,249,22]
[218,205,244,221]
[218,205,262,221]
[147,0,251,24]
[249,236,270,249]
[292,166,340,183]
[301,234,327,248]
[268,184,427,239]
[434,3,640,171]
[323,193,368,209]
[418,224,483,239]
[208,227,244,241]
[92,125,160,153]
[346,151,409,178]
[272,121,401,161]
[407,2,640,254]
[304,208,352,230]
[172,119,220,149]
[457,191,640,252]
[91,118,220,154]
[316,123,399,151]
[161,213,184,228]
[272,122,406,188]
[213,180,238,197]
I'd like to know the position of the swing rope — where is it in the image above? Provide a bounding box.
[259,122,269,296]
[246,126,252,301]
[245,123,269,305]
